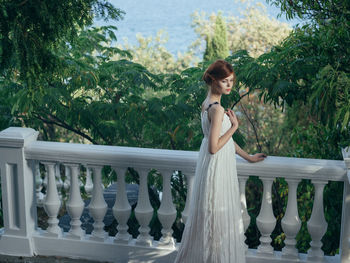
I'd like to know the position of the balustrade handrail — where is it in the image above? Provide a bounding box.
[24,140,347,181]
[1,127,350,263]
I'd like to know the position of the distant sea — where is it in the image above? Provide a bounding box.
[95,0,301,55]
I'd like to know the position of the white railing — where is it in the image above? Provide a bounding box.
[0,127,349,263]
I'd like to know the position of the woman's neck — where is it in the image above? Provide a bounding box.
[207,91,221,104]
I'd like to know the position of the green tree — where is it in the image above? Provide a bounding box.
[192,2,291,58]
[203,13,229,61]
[257,0,350,152]
[114,30,198,75]
[0,0,123,91]
[230,20,350,157]
[223,0,350,255]
[0,0,124,135]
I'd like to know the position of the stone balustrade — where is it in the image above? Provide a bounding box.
[0,127,349,263]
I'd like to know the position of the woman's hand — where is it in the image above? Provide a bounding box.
[248,153,267,163]
[226,109,239,130]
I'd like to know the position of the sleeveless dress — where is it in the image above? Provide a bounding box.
[174,103,246,263]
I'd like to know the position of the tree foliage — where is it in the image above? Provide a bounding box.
[203,13,230,61]
[267,0,350,22]
[260,0,350,146]
[114,31,197,75]
[0,0,123,90]
[232,25,350,154]
[192,3,291,58]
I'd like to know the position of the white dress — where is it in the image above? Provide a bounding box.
[174,107,246,263]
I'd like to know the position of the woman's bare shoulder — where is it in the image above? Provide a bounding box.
[208,104,224,122]
[209,103,224,113]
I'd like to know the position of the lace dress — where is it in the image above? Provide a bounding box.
[174,103,246,263]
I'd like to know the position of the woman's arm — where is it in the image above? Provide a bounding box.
[208,106,237,154]
[234,141,267,163]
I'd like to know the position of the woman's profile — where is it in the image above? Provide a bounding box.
[174,59,266,263]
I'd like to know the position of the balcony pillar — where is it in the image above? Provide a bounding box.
[307,179,328,262]
[64,163,85,239]
[256,177,276,255]
[281,178,301,259]
[85,166,93,195]
[54,163,63,200]
[181,172,195,224]
[88,165,108,241]
[63,165,70,191]
[157,169,177,248]
[33,160,44,207]
[239,175,250,251]
[134,169,154,246]
[341,147,350,263]
[239,176,250,231]
[0,127,39,256]
[41,161,62,237]
[112,167,132,244]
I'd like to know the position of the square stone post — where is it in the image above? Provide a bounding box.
[341,147,350,263]
[0,127,39,256]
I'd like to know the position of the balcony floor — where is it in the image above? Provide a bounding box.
[0,251,340,263]
[0,252,178,263]
[0,255,106,263]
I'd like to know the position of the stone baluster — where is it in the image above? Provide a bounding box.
[307,180,328,262]
[157,169,177,248]
[112,167,132,243]
[134,169,154,246]
[43,167,48,189]
[63,165,71,192]
[256,177,276,255]
[41,161,62,237]
[239,176,250,231]
[33,161,44,207]
[281,178,301,259]
[85,167,93,195]
[65,163,85,239]
[181,172,195,224]
[341,147,350,262]
[55,163,63,199]
[87,165,107,241]
[239,176,250,250]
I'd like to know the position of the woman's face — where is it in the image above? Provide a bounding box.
[212,73,234,95]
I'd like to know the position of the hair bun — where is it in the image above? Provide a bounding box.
[202,59,235,87]
[203,71,213,85]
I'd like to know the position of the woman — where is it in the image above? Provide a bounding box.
[174,59,266,263]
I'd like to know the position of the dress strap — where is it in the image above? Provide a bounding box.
[206,101,219,111]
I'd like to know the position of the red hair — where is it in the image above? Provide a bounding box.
[202,59,236,86]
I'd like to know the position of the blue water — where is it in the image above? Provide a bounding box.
[95,0,300,55]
